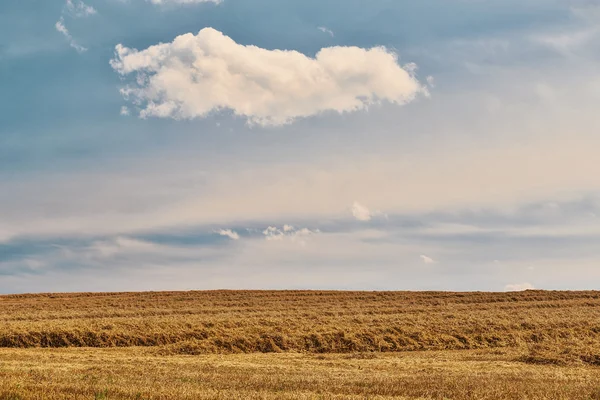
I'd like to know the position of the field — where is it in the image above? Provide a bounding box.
[2,290,600,399]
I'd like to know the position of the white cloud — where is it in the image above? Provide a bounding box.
[262,225,317,246]
[263,226,284,241]
[110,28,425,126]
[351,201,372,221]
[350,202,388,221]
[55,0,96,53]
[65,0,97,18]
[217,229,239,240]
[55,18,87,53]
[283,224,294,232]
[420,255,436,264]
[120,106,130,116]
[318,26,334,37]
[55,18,69,35]
[505,282,535,292]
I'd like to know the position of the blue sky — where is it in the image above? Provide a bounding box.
[1,0,600,293]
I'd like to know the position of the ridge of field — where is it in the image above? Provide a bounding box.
[2,290,600,359]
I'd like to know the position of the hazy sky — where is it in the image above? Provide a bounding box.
[1,0,600,293]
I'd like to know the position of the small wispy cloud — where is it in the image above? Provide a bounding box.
[55,0,96,53]
[505,282,535,291]
[318,26,334,37]
[350,201,387,222]
[351,201,372,221]
[262,225,318,246]
[217,229,240,240]
[420,255,436,264]
[55,18,87,53]
[65,0,97,18]
[54,18,69,35]
[120,106,130,116]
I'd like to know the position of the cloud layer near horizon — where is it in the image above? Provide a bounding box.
[110,28,425,125]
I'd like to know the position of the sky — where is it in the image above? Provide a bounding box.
[1,0,600,293]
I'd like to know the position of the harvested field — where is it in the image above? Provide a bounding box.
[2,290,600,355]
[2,290,600,399]
[3,347,600,399]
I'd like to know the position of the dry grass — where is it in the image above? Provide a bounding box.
[2,348,600,399]
[2,290,600,353]
[1,290,600,398]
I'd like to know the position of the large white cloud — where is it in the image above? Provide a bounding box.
[110,28,425,126]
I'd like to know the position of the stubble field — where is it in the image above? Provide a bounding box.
[1,290,600,399]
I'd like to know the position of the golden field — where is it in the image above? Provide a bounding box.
[1,290,600,399]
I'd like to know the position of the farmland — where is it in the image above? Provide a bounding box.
[1,290,600,399]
